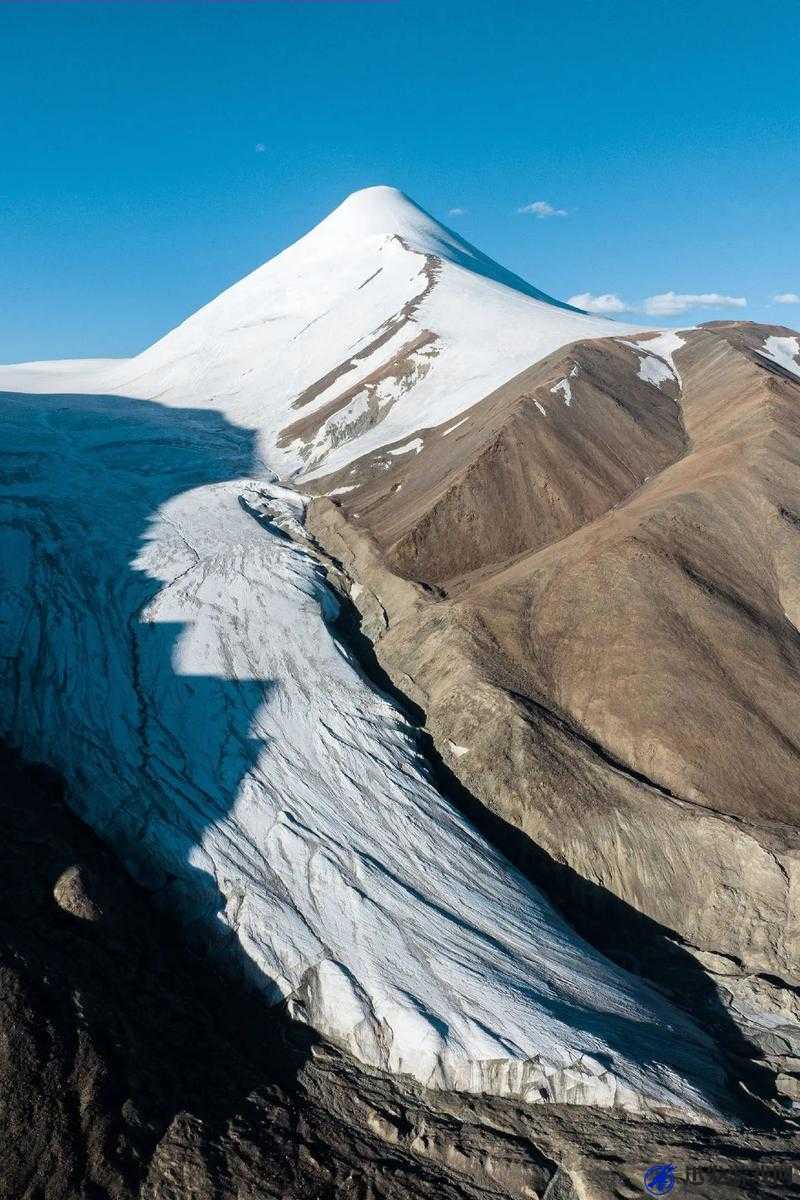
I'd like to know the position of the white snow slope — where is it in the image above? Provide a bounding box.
[0,188,727,1116]
[0,186,644,481]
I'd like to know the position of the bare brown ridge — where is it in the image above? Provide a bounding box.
[305,321,800,1107]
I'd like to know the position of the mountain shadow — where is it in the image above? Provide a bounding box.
[0,389,277,975]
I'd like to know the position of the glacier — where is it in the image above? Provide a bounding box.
[0,381,727,1117]
[0,187,729,1116]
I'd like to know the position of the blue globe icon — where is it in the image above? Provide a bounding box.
[644,1164,677,1196]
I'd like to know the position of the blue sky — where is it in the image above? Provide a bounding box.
[1,0,798,361]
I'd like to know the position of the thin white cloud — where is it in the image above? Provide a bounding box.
[517,200,568,219]
[642,291,746,317]
[254,142,266,153]
[566,289,749,318]
[567,292,630,314]
[447,207,467,216]
[774,292,800,304]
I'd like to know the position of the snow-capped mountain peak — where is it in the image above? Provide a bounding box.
[2,186,642,483]
[290,184,582,308]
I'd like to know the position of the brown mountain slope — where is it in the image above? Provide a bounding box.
[304,335,687,583]
[305,322,800,1103]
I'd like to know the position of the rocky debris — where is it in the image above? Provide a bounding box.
[52,864,104,922]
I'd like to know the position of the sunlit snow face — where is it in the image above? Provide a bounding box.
[33,187,647,492]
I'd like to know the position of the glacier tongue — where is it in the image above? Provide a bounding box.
[0,384,726,1117]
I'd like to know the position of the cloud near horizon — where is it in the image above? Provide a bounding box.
[517,200,568,218]
[447,207,467,216]
[642,291,746,316]
[567,292,629,313]
[774,292,800,304]
[567,290,748,317]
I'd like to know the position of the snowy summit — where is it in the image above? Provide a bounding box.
[0,186,643,482]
